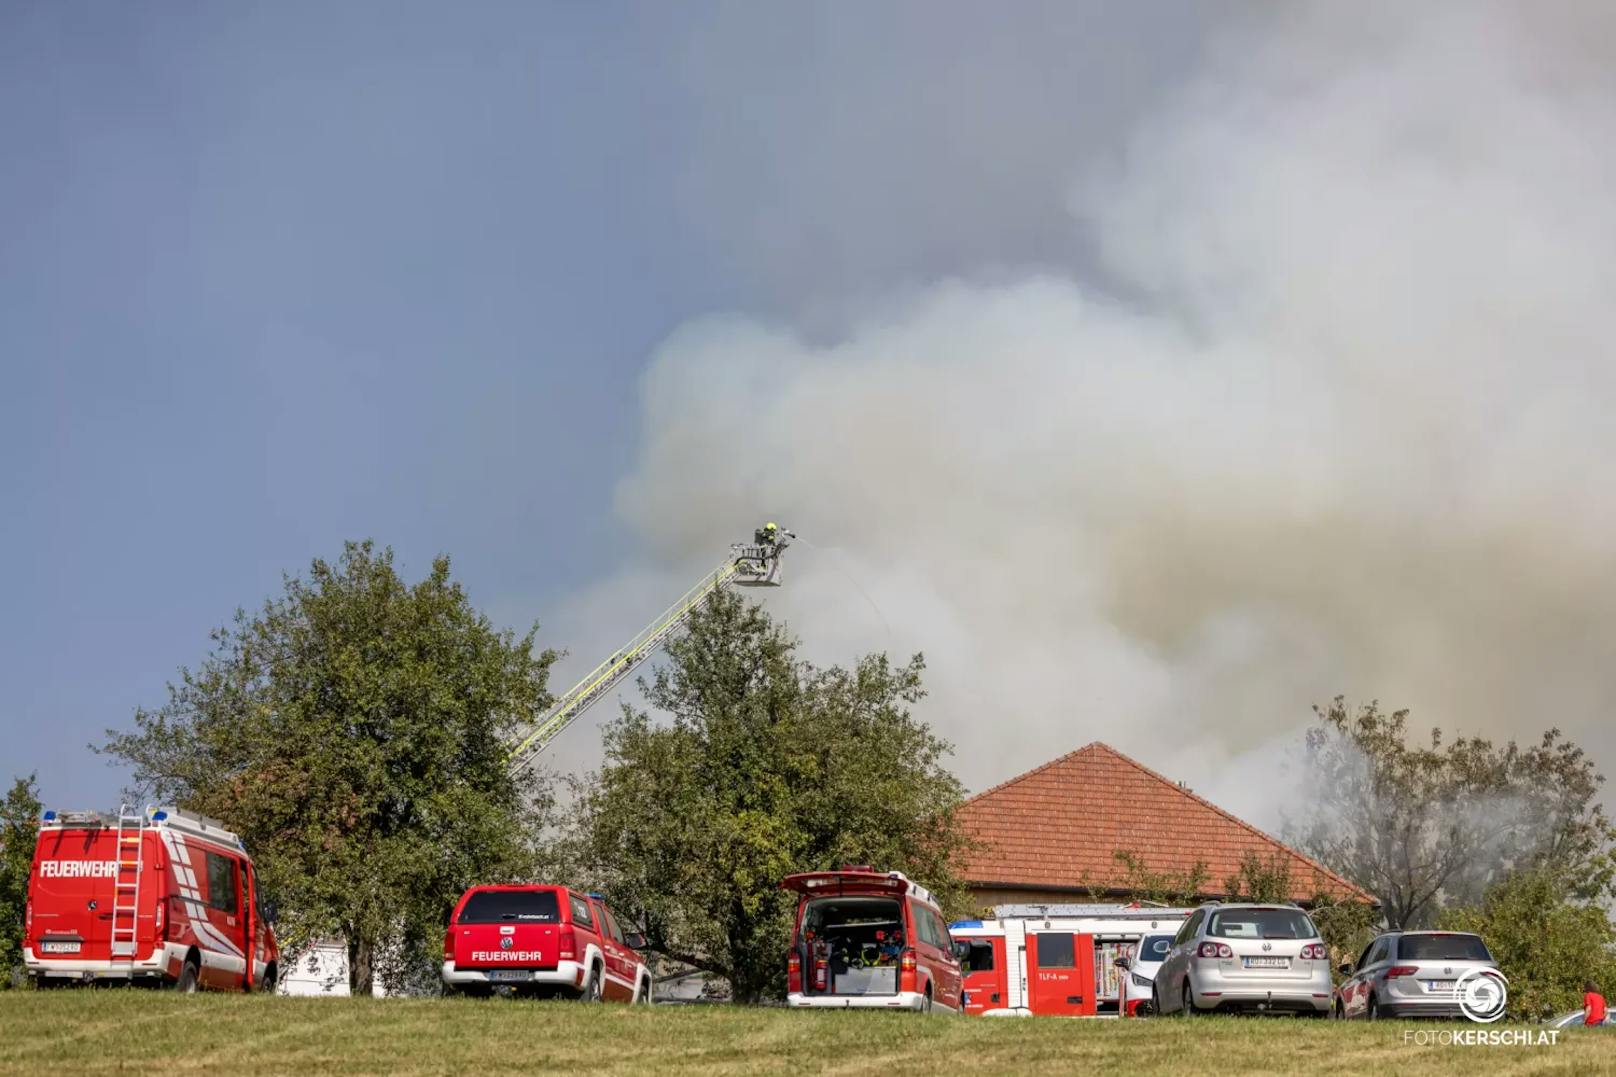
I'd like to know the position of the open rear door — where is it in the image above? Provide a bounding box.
[780,870,911,899]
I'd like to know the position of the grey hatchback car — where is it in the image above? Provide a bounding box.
[1336,931,1500,1020]
[1154,903,1333,1016]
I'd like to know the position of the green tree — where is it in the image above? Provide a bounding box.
[1221,851,1293,904]
[101,541,556,993]
[1288,698,1614,929]
[572,590,969,1003]
[1077,851,1210,908]
[1439,868,1616,1021]
[1306,895,1381,979]
[0,775,43,986]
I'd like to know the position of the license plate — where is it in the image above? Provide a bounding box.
[1243,956,1287,968]
[1425,981,1453,992]
[41,940,81,954]
[489,970,531,982]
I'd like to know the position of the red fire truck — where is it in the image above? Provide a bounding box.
[949,904,1192,1016]
[24,805,279,991]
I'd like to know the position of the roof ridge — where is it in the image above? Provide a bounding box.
[963,741,1108,803]
[1097,746,1372,902]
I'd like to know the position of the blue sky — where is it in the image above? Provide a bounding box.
[2,2,1216,806]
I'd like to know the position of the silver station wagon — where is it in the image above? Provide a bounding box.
[1154,902,1333,1016]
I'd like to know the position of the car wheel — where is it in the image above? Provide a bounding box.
[173,957,201,994]
[1182,980,1198,1016]
[577,964,603,1003]
[1334,1000,1345,1020]
[260,964,277,995]
[1153,981,1164,1015]
[1367,994,1380,1021]
[922,986,933,1013]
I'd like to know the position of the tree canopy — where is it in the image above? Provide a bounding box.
[0,775,42,986]
[570,590,970,1003]
[1439,868,1616,1021]
[1288,698,1614,930]
[101,541,555,992]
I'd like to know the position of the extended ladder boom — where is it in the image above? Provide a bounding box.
[506,529,792,775]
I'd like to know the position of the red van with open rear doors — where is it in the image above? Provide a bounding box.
[782,866,964,1013]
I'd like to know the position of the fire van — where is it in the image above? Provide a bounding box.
[782,867,965,1013]
[949,903,1192,1016]
[24,806,279,991]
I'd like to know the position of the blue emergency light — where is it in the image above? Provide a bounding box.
[151,810,168,821]
[42,810,56,822]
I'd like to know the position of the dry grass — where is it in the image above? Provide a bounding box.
[0,992,1610,1075]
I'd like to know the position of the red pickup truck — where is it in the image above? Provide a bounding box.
[441,884,651,1002]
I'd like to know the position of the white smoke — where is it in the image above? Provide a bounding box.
[551,1,1616,826]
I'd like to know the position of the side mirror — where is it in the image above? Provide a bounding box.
[952,941,970,961]
[1337,962,1353,976]
[1113,957,1131,971]
[260,900,279,926]
[623,932,646,951]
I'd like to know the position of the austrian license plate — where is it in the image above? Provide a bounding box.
[489,970,531,982]
[1243,956,1287,969]
[41,940,81,954]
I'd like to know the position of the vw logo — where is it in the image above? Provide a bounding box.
[500,936,514,950]
[1261,942,1272,951]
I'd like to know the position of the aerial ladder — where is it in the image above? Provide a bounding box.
[506,525,795,776]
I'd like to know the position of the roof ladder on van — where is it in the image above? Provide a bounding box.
[109,805,144,959]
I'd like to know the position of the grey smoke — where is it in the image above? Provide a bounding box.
[551,1,1616,827]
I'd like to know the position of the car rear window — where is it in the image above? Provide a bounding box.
[1397,934,1491,962]
[457,889,561,924]
[1138,934,1173,962]
[1207,909,1317,940]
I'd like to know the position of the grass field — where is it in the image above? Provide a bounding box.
[1,993,1610,1076]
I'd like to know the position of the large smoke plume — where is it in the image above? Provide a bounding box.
[552,1,1616,825]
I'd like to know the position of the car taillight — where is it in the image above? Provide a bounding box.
[558,928,576,961]
[1386,965,1419,978]
[1197,942,1234,959]
[23,899,30,938]
[155,898,165,938]
[787,951,802,994]
[900,949,918,993]
[1300,943,1326,960]
[443,930,454,961]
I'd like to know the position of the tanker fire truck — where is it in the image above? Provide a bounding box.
[950,904,1192,1017]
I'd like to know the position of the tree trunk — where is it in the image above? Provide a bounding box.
[349,934,374,996]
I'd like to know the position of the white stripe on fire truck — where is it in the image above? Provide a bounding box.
[159,829,244,958]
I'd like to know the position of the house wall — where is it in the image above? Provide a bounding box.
[277,939,389,997]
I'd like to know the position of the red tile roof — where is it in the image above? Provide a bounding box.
[958,742,1375,905]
